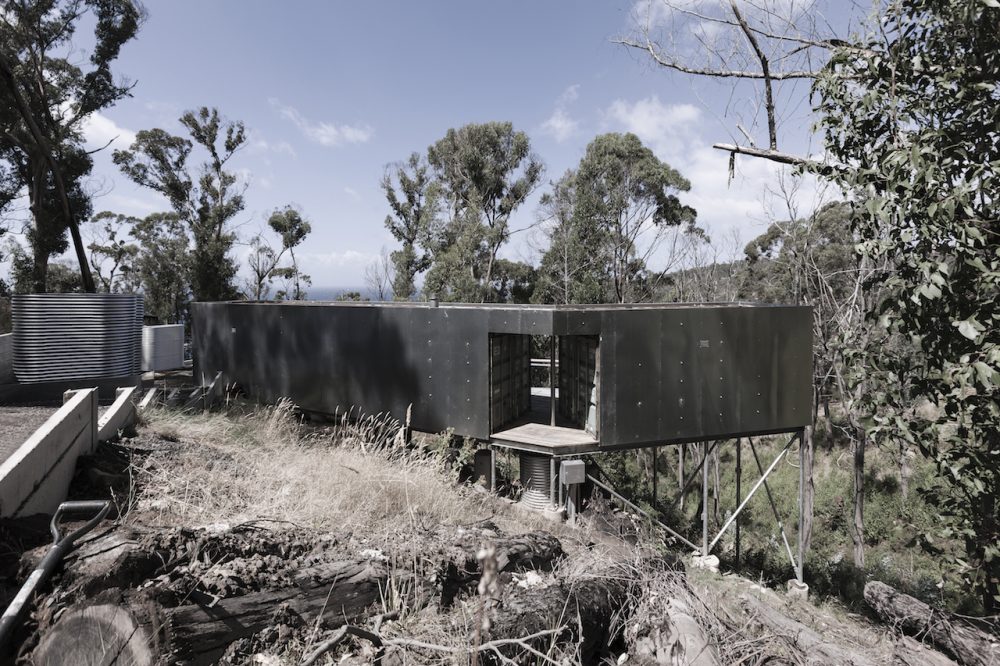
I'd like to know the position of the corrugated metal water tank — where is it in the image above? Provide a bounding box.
[12,293,143,383]
[142,324,185,371]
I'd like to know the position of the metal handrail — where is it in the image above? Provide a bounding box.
[587,474,699,551]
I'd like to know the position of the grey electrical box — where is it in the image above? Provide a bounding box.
[561,459,586,485]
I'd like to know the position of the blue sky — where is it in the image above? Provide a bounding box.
[60,0,846,289]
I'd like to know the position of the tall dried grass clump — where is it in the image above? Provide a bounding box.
[135,401,495,537]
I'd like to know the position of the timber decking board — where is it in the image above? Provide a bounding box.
[491,422,598,455]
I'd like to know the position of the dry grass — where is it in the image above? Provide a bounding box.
[137,401,494,537]
[127,403,897,665]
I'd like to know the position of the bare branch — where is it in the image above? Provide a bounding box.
[614,37,818,80]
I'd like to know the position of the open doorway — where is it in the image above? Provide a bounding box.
[489,333,599,448]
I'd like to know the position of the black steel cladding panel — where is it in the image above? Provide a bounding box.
[608,310,663,445]
[441,308,489,439]
[774,307,812,427]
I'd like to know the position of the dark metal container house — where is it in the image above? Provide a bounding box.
[191,302,812,452]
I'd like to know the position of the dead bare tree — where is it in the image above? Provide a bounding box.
[616,0,867,169]
[364,247,396,301]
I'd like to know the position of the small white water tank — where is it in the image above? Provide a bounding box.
[142,324,185,372]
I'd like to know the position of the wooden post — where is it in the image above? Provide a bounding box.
[490,447,497,493]
[735,438,742,569]
[549,456,557,509]
[652,446,658,512]
[798,427,807,583]
[702,442,709,556]
[678,443,685,511]
[549,336,556,426]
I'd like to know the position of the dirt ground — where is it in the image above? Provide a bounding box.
[0,406,54,465]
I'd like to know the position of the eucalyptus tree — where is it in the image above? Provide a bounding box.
[381,153,437,300]
[573,132,695,304]
[424,121,543,302]
[244,205,312,302]
[114,107,247,302]
[816,0,1000,611]
[532,170,607,305]
[87,211,140,293]
[130,212,190,324]
[0,0,142,292]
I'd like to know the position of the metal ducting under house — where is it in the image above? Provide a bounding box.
[519,452,554,511]
[142,324,185,372]
[11,294,143,384]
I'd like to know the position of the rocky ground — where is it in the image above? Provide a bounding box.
[0,402,994,665]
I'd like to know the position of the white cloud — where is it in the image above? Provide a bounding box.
[80,111,136,151]
[541,109,579,143]
[269,98,373,147]
[605,96,701,156]
[102,193,161,216]
[343,186,360,200]
[604,95,825,259]
[299,249,374,267]
[540,84,582,143]
[249,134,297,158]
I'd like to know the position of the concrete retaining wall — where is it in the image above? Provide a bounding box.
[98,386,139,441]
[0,334,12,385]
[0,383,140,517]
[0,388,98,517]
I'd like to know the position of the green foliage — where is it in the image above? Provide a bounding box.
[381,153,437,300]
[537,133,695,304]
[815,0,1000,610]
[247,205,312,301]
[88,211,140,293]
[532,170,607,304]
[385,121,543,303]
[114,107,246,303]
[0,0,141,291]
[130,212,191,324]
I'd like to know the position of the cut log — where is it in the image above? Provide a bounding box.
[33,558,388,665]
[741,594,877,666]
[893,636,959,666]
[864,581,1000,666]
[489,569,632,665]
[628,597,720,666]
[441,530,564,605]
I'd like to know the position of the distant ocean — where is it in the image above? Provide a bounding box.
[305,286,383,302]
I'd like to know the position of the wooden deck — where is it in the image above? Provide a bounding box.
[491,422,599,455]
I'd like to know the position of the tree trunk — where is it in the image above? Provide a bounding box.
[800,426,815,569]
[627,597,721,666]
[741,594,877,666]
[864,581,999,666]
[27,526,566,663]
[32,558,389,665]
[489,571,631,664]
[898,442,913,501]
[892,636,958,666]
[851,427,866,568]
